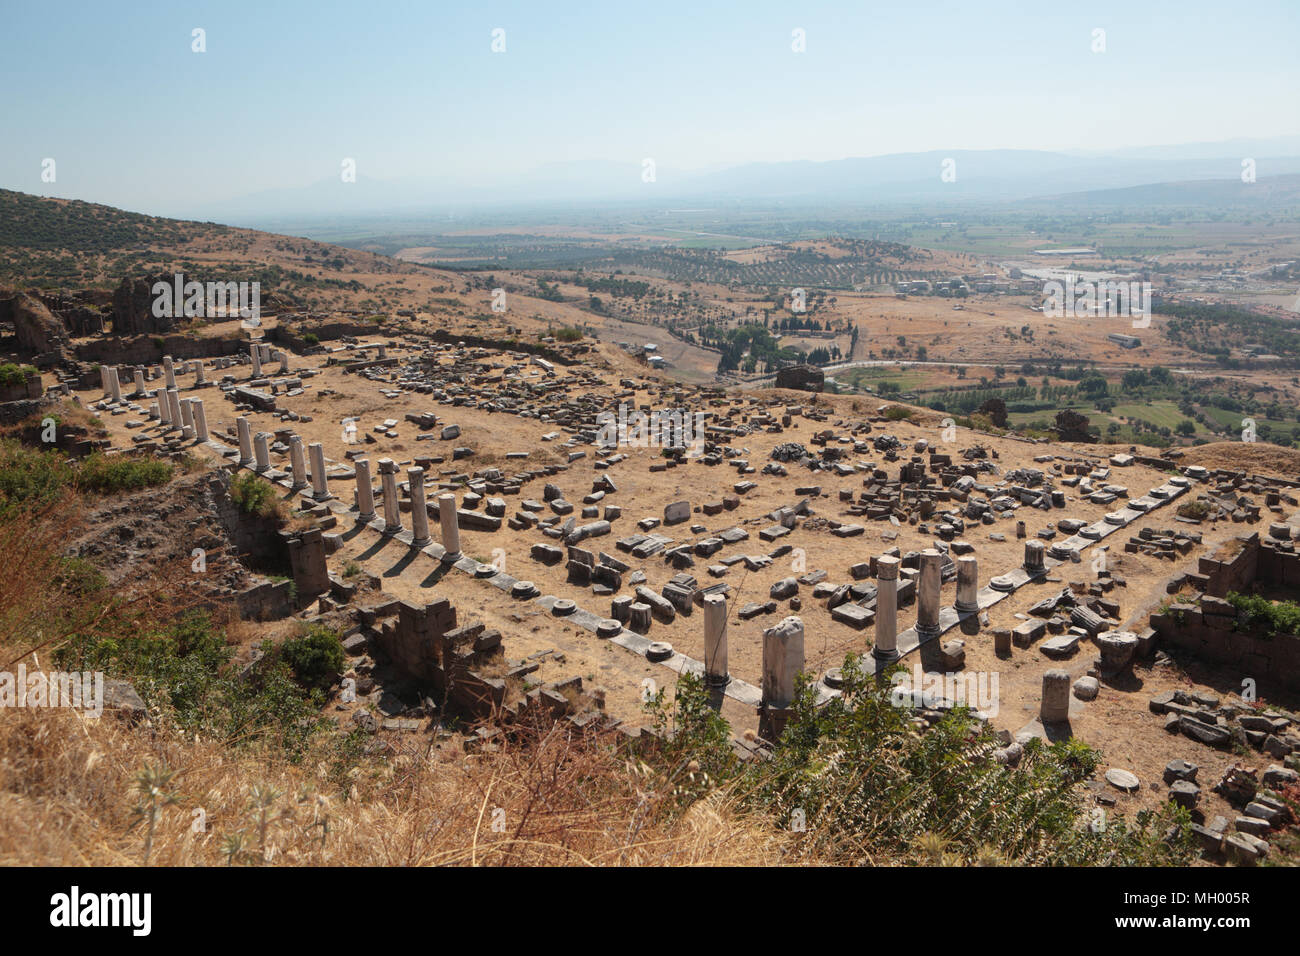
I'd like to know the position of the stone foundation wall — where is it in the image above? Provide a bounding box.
[0,373,43,402]
[74,333,247,366]
[235,579,295,620]
[1150,607,1300,691]
[1152,534,1300,691]
[1199,534,1261,597]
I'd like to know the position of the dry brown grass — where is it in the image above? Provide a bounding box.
[0,705,791,866]
[0,484,795,866]
[1179,441,1300,481]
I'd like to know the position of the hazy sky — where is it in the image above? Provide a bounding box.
[2,0,1298,215]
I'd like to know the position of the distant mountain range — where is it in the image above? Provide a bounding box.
[184,140,1300,227]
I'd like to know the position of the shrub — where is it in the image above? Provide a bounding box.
[74,453,173,494]
[0,440,71,514]
[553,326,583,342]
[230,471,279,518]
[0,363,36,386]
[278,624,345,690]
[649,657,1195,865]
[56,611,329,756]
[302,332,320,345]
[1227,592,1300,637]
[884,406,913,421]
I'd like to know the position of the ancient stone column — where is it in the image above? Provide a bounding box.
[438,492,460,559]
[288,436,308,490]
[192,399,209,441]
[408,466,431,547]
[378,459,402,533]
[163,355,177,389]
[250,343,262,377]
[377,344,387,360]
[277,350,290,373]
[1024,540,1046,575]
[133,368,146,396]
[308,442,330,499]
[703,593,728,685]
[873,554,900,663]
[761,616,804,710]
[148,402,160,421]
[1040,669,1071,723]
[354,457,376,521]
[179,398,195,431]
[253,432,271,472]
[915,548,943,639]
[193,360,206,385]
[98,365,109,396]
[955,555,979,613]
[166,388,183,432]
[107,366,122,404]
[236,417,253,465]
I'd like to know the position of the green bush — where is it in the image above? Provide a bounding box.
[55,611,329,757]
[553,326,583,342]
[230,471,279,517]
[884,406,913,421]
[0,440,72,514]
[647,658,1195,865]
[74,453,173,494]
[1227,592,1300,637]
[302,332,320,345]
[278,624,345,690]
[0,363,36,386]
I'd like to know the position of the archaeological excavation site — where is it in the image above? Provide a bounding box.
[5,12,1300,925]
[4,273,1299,882]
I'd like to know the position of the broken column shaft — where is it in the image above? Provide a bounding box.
[703,593,728,685]
[354,457,376,521]
[955,555,979,613]
[438,492,460,560]
[408,466,431,547]
[915,548,943,639]
[308,442,330,499]
[873,554,900,663]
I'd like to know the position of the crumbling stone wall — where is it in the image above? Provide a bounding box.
[0,370,43,402]
[112,275,182,336]
[774,363,825,392]
[1,292,72,359]
[1151,532,1300,691]
[74,333,246,367]
[284,528,329,609]
[1199,535,1262,597]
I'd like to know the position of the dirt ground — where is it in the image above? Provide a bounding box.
[80,331,1300,836]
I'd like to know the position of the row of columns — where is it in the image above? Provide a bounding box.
[226,434,462,560]
[350,457,460,559]
[103,357,214,405]
[249,342,291,377]
[685,545,990,710]
[147,391,211,442]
